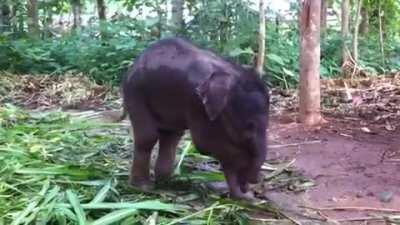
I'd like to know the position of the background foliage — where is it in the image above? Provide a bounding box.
[0,0,399,87]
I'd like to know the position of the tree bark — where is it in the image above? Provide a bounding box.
[171,0,184,35]
[320,0,327,36]
[352,0,362,62]
[299,0,323,126]
[378,0,385,65]
[10,4,18,33]
[275,15,280,34]
[0,3,11,32]
[153,0,167,38]
[27,0,39,37]
[341,0,350,64]
[297,0,302,33]
[18,6,24,34]
[71,0,82,30]
[97,0,106,21]
[43,6,53,38]
[256,0,266,76]
[359,6,369,35]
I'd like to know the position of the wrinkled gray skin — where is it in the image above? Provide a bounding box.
[122,38,269,199]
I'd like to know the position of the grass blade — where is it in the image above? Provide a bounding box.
[16,165,100,178]
[56,200,184,212]
[22,186,61,225]
[174,141,193,175]
[146,212,158,225]
[66,190,86,225]
[55,207,77,222]
[90,180,112,204]
[90,208,138,225]
[177,171,225,182]
[165,202,224,225]
[10,180,49,225]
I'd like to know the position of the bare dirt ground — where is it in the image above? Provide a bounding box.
[262,114,400,224]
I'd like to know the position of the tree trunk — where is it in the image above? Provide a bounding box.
[256,0,266,76]
[297,0,302,32]
[341,0,350,64]
[27,0,39,37]
[18,6,24,34]
[10,4,18,33]
[152,0,167,38]
[378,0,385,65]
[71,0,82,30]
[359,6,369,35]
[352,0,362,62]
[0,3,11,32]
[171,0,184,35]
[320,0,327,36]
[97,0,106,21]
[275,15,280,34]
[299,0,323,126]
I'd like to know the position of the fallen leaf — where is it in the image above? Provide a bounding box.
[361,127,371,133]
[379,191,394,203]
[385,121,395,131]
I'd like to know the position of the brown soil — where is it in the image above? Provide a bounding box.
[263,114,400,224]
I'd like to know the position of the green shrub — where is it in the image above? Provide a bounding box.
[0,17,399,88]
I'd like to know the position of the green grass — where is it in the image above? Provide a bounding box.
[0,104,283,225]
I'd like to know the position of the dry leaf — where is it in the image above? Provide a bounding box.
[385,121,396,131]
[361,127,371,133]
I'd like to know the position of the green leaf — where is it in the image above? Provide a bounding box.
[90,208,138,225]
[282,68,296,77]
[55,207,77,222]
[90,180,112,204]
[11,180,49,225]
[56,200,184,213]
[174,141,193,175]
[228,48,254,57]
[66,190,86,225]
[16,165,101,178]
[105,52,117,57]
[267,53,285,66]
[145,17,159,27]
[178,171,225,182]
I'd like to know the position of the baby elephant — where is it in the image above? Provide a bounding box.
[122,38,269,199]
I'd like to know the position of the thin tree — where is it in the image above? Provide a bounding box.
[359,6,369,35]
[341,0,350,63]
[27,0,39,37]
[352,0,363,62]
[10,4,17,33]
[299,0,324,126]
[378,0,385,65]
[96,0,106,39]
[255,0,266,76]
[320,0,328,36]
[97,0,106,21]
[154,0,166,38]
[12,3,24,34]
[71,0,82,30]
[0,3,11,32]
[171,0,184,35]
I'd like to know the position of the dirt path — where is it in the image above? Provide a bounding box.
[263,115,400,224]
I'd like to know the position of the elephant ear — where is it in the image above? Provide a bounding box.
[196,71,234,121]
